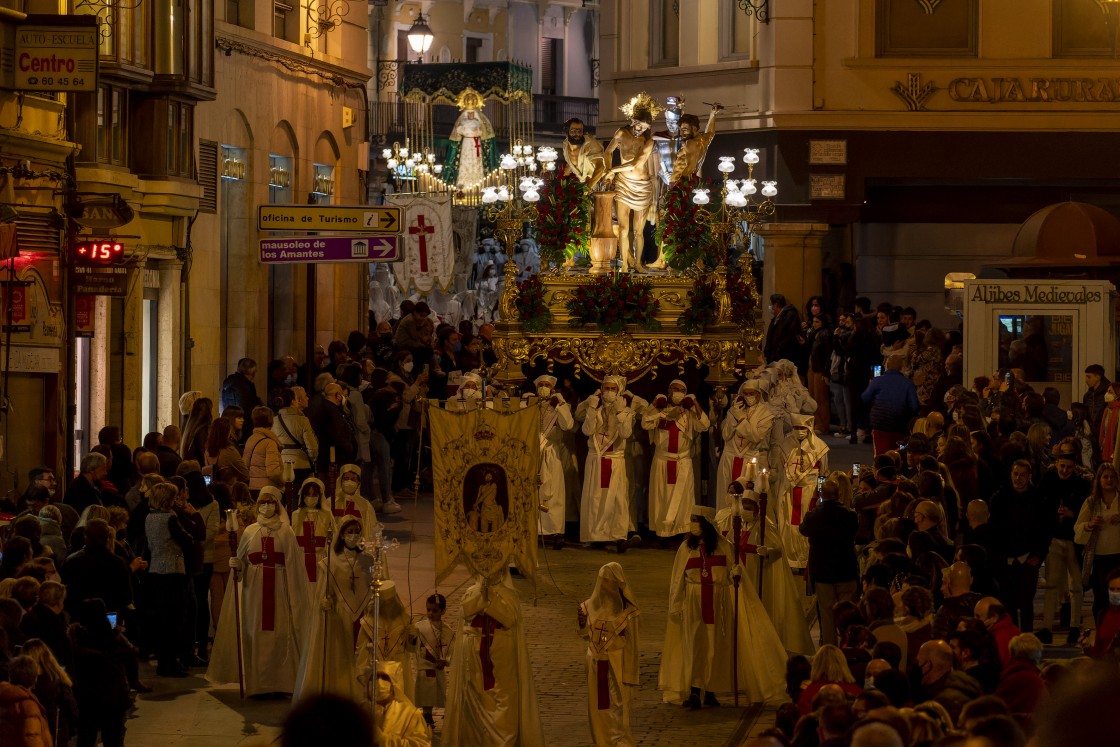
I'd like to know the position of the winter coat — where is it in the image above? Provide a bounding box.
[994,661,1047,716]
[763,304,804,365]
[0,682,53,747]
[272,407,319,470]
[244,428,283,490]
[861,370,919,433]
[37,517,67,560]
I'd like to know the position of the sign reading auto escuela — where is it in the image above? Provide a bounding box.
[12,16,98,92]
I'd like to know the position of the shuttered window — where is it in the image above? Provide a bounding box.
[198,139,218,213]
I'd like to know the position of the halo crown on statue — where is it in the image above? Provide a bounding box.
[457,88,486,111]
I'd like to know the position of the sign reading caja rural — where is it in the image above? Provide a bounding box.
[11,16,98,92]
[257,205,401,233]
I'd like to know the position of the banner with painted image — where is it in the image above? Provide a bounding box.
[386,194,453,294]
[430,403,540,586]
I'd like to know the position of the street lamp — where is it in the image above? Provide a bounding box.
[406,12,434,58]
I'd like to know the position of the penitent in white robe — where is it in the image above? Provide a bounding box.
[207,518,306,695]
[290,506,334,618]
[329,489,379,541]
[643,405,711,537]
[658,536,787,704]
[356,608,415,703]
[376,698,432,746]
[715,403,775,500]
[716,509,816,656]
[536,399,575,536]
[413,619,454,709]
[444,580,545,747]
[580,603,639,747]
[292,548,373,702]
[580,402,634,542]
[780,437,829,569]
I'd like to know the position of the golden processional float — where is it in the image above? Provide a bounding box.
[390,84,778,396]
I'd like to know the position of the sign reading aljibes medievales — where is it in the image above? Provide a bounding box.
[969,284,1105,304]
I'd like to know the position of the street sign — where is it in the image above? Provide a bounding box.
[257,205,401,233]
[72,265,130,296]
[10,16,98,92]
[258,236,400,264]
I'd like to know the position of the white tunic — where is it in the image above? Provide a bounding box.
[290,507,334,620]
[207,519,306,696]
[780,437,829,569]
[536,399,575,535]
[580,603,639,746]
[444,582,545,747]
[580,401,635,542]
[292,548,373,702]
[356,606,415,703]
[715,403,775,500]
[414,619,454,709]
[716,509,816,655]
[643,404,711,537]
[658,537,788,704]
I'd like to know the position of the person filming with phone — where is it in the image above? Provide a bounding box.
[861,354,919,456]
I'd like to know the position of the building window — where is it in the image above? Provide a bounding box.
[650,0,680,67]
[154,0,186,75]
[86,85,127,166]
[466,37,482,63]
[189,0,213,85]
[164,102,194,177]
[720,3,754,61]
[274,1,297,43]
[540,38,563,96]
[226,0,252,29]
[1054,0,1118,57]
[876,0,978,58]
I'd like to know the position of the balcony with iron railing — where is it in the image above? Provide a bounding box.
[370,95,599,145]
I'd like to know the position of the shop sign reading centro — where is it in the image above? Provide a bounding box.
[9,16,99,92]
[969,283,1105,304]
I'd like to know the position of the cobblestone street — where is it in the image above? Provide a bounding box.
[123,435,874,745]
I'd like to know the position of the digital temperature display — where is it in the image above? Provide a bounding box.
[74,240,125,262]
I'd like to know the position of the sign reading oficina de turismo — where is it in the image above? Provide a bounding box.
[6,15,99,92]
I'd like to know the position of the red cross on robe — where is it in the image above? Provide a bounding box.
[470,613,502,690]
[659,418,681,484]
[684,547,727,624]
[732,456,745,482]
[332,500,362,521]
[295,520,326,582]
[247,536,286,631]
[409,214,436,273]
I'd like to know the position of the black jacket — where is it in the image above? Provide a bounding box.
[20,604,73,670]
[154,444,183,479]
[1084,378,1111,448]
[221,371,262,440]
[1038,468,1091,542]
[989,483,1053,562]
[63,475,102,516]
[59,545,133,615]
[799,499,859,584]
[763,304,803,364]
[309,401,357,472]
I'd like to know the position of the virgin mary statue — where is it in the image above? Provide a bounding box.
[444,89,498,190]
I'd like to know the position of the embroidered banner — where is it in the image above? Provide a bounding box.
[430,403,540,585]
[386,194,454,294]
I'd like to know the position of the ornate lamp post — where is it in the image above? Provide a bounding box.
[406,11,435,60]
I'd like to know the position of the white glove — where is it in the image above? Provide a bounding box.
[757,546,770,561]
[589,395,600,409]
[731,564,743,581]
[228,557,242,570]
[669,610,683,623]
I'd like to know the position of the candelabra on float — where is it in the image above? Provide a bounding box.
[691,148,777,323]
[382,139,443,190]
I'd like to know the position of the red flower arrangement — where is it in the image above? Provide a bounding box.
[516,275,552,332]
[566,272,661,334]
[536,162,592,268]
[654,174,714,272]
[677,266,759,334]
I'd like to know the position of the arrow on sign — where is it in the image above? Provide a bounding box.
[365,210,400,232]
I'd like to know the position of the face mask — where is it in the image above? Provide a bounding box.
[402,361,414,373]
[343,531,361,550]
[463,388,482,400]
[602,390,617,404]
[537,386,552,398]
[376,678,393,701]
[745,394,759,407]
[284,374,297,385]
[302,492,320,509]
[689,521,701,536]
[1110,591,1120,607]
[952,411,960,422]
[1107,391,1117,403]
[258,503,277,519]
[452,342,462,353]
[796,428,810,441]
[671,391,685,405]
[341,477,359,495]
